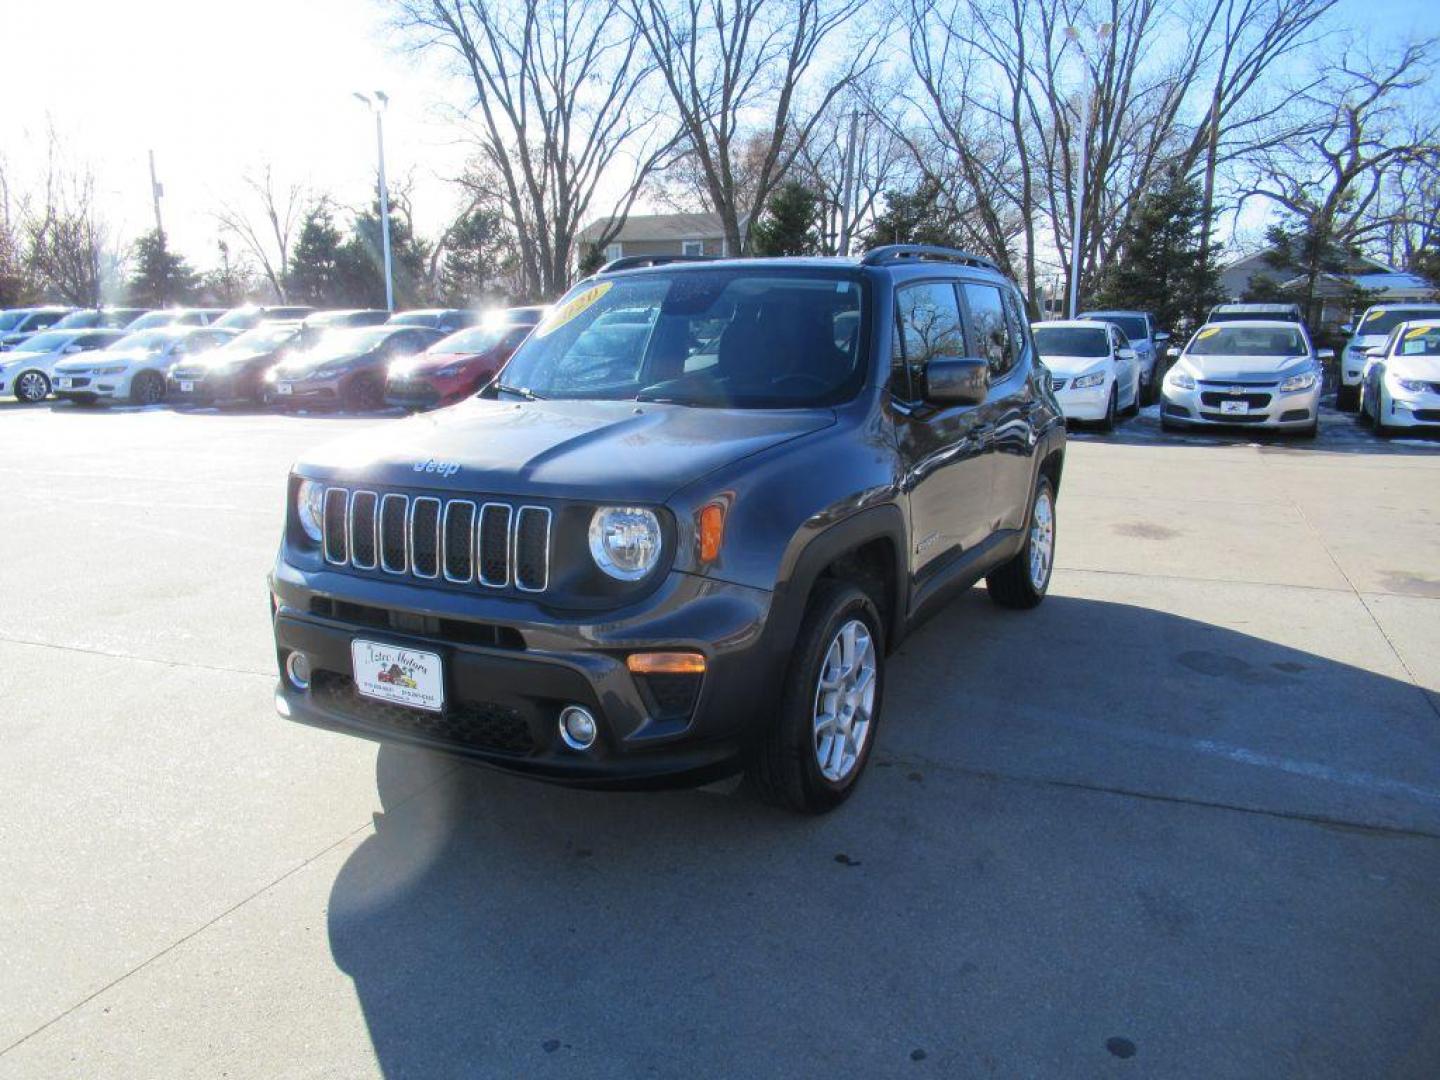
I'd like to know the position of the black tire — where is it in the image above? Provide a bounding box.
[15,369,50,403]
[1160,412,1182,433]
[744,580,885,814]
[1373,386,1394,437]
[1294,417,1318,439]
[1336,384,1359,412]
[130,370,165,405]
[1098,385,1117,432]
[986,474,1056,610]
[342,374,384,412]
[1123,375,1141,417]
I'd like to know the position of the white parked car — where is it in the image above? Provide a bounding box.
[1031,319,1140,430]
[123,307,226,331]
[1162,320,1328,437]
[0,328,128,402]
[1359,319,1440,435]
[51,326,236,405]
[1338,303,1440,411]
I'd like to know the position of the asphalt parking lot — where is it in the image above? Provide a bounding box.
[1,399,1438,1078]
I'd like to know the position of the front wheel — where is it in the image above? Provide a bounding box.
[130,370,165,405]
[1098,385,1117,432]
[15,370,50,403]
[342,374,384,412]
[744,580,885,814]
[987,474,1056,609]
[1336,384,1359,412]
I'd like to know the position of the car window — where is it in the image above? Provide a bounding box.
[1397,325,1440,356]
[894,282,966,401]
[77,332,118,349]
[1188,325,1307,357]
[1004,290,1030,359]
[1357,307,1440,336]
[962,283,1015,379]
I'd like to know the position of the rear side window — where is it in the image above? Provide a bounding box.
[962,283,1015,379]
[893,282,966,401]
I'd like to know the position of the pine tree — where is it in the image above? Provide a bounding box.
[348,196,430,307]
[864,179,965,250]
[1092,168,1224,332]
[126,229,201,307]
[285,205,349,306]
[752,181,820,256]
[438,208,512,306]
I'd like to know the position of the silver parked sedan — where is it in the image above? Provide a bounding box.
[1161,320,1329,437]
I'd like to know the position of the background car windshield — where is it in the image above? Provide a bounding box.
[1189,325,1306,356]
[0,313,21,331]
[430,325,507,354]
[1397,326,1440,356]
[11,331,71,352]
[227,324,299,351]
[500,271,865,408]
[1033,326,1108,358]
[304,327,393,360]
[1085,314,1147,340]
[1358,308,1440,336]
[108,330,172,352]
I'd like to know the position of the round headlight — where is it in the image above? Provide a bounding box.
[297,479,325,543]
[588,507,662,581]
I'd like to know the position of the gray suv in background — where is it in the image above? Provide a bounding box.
[1076,309,1169,402]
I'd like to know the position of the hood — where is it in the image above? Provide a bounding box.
[276,348,371,376]
[298,397,836,502]
[1390,354,1440,382]
[1181,353,1311,380]
[198,349,272,370]
[1040,354,1109,377]
[55,349,151,373]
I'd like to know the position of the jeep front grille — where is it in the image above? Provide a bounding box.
[323,486,551,593]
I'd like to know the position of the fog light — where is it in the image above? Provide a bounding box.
[558,705,597,750]
[285,650,312,691]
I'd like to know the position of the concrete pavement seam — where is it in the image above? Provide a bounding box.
[1053,564,1432,601]
[0,760,462,1061]
[0,634,274,680]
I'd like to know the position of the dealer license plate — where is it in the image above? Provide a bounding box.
[350,640,445,712]
[179,381,194,393]
[277,383,293,395]
[1220,399,1249,415]
[55,377,72,389]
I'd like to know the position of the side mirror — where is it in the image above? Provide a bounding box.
[1118,347,1137,361]
[64,344,85,354]
[925,356,989,406]
[1166,345,1181,359]
[1340,323,1353,335]
[1317,348,1335,362]
[1363,346,1384,359]
[1153,331,1170,343]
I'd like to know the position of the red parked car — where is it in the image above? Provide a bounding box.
[384,306,545,410]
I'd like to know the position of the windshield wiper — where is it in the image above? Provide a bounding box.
[496,383,545,401]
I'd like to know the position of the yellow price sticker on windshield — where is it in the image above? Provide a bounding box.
[1369,308,1386,318]
[1196,327,1220,340]
[1404,326,1431,339]
[536,282,613,338]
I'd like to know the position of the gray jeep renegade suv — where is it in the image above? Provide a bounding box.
[270,246,1066,812]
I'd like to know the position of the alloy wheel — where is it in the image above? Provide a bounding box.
[1029,486,1055,591]
[812,619,877,783]
[17,371,48,403]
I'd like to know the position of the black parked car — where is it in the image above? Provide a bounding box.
[270,248,1065,812]
[385,308,481,333]
[168,321,304,405]
[264,325,444,410]
[212,304,316,332]
[296,309,391,347]
[50,308,149,331]
[0,306,73,350]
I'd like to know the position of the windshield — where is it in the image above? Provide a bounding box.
[52,311,99,329]
[1188,325,1307,357]
[388,312,438,327]
[1032,326,1109,358]
[499,271,866,408]
[429,325,510,354]
[126,312,177,330]
[1396,324,1440,357]
[1082,313,1146,340]
[12,331,73,353]
[106,330,174,353]
[0,312,25,331]
[1357,307,1440,337]
[293,327,394,362]
[222,324,300,353]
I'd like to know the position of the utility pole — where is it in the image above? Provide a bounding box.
[354,91,395,313]
[1064,23,1111,319]
[148,150,165,241]
[837,109,860,256]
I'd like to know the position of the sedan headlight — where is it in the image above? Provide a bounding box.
[588,506,662,581]
[1394,377,1430,394]
[1167,369,1196,390]
[1071,371,1106,389]
[296,480,325,543]
[1278,369,1318,392]
[94,364,129,375]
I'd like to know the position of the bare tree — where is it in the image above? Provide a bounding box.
[1242,39,1440,315]
[214,165,304,301]
[21,134,124,306]
[630,0,883,255]
[397,0,678,299]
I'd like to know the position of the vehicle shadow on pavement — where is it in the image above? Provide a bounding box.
[326,594,1440,1078]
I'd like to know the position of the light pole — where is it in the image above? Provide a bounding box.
[1064,23,1110,319]
[354,91,394,313]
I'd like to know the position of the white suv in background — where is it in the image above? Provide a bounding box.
[1162,320,1329,437]
[51,326,236,405]
[1338,303,1440,411]
[1031,320,1141,430]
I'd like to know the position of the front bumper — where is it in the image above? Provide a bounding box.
[170,369,258,404]
[267,374,344,405]
[1050,378,1111,421]
[53,370,136,401]
[1378,386,1440,428]
[269,559,779,788]
[384,376,447,410]
[1161,380,1320,428]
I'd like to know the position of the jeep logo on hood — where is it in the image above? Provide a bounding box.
[413,458,461,478]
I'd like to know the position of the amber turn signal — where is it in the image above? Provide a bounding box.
[627,652,707,675]
[698,502,726,563]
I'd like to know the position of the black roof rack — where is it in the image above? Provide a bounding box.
[597,253,718,274]
[860,244,1000,273]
